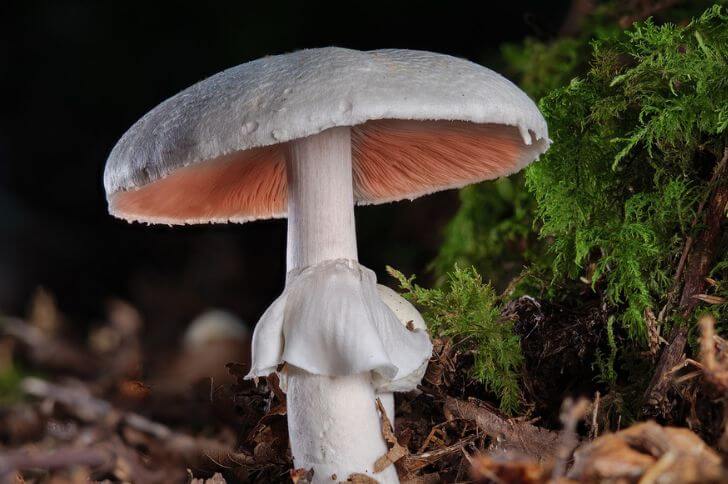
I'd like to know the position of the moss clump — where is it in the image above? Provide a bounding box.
[528,5,728,340]
[432,174,546,292]
[388,265,522,414]
[438,3,727,342]
[422,4,727,423]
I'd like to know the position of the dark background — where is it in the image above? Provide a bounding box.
[0,1,568,348]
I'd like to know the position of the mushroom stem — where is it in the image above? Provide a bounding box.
[286,126,358,270]
[284,127,398,483]
[286,366,398,483]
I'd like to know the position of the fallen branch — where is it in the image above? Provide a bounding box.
[444,397,561,462]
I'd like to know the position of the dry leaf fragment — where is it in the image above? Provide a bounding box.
[693,294,728,305]
[470,455,550,484]
[290,467,314,483]
[117,380,151,401]
[190,472,227,484]
[568,421,726,483]
[374,398,409,472]
[346,473,379,483]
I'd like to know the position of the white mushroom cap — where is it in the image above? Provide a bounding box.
[183,309,249,349]
[104,47,549,225]
[376,284,427,332]
[374,284,429,393]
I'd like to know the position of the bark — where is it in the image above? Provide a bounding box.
[643,149,728,418]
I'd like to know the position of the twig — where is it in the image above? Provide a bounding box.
[695,315,728,392]
[591,392,601,439]
[401,435,477,475]
[552,397,589,479]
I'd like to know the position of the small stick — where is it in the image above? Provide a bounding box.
[552,398,589,479]
[591,391,600,439]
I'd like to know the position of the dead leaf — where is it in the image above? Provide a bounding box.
[27,287,63,334]
[290,467,314,483]
[470,455,550,484]
[190,472,227,484]
[568,421,726,483]
[117,380,151,401]
[374,398,408,472]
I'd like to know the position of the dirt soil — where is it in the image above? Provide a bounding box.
[1,294,728,483]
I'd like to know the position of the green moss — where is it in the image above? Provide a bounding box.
[432,174,544,291]
[0,359,25,405]
[528,5,728,340]
[594,316,618,386]
[426,4,728,415]
[388,265,522,414]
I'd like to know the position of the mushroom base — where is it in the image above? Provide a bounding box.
[286,365,399,483]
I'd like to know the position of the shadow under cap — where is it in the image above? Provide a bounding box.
[109,119,548,225]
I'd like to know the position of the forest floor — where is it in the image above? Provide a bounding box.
[2,291,728,483]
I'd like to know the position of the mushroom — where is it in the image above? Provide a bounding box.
[183,309,249,350]
[375,284,429,424]
[104,47,549,482]
[150,309,250,397]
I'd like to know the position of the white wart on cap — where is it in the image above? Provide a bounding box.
[104,47,549,224]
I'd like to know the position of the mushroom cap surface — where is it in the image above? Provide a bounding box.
[376,284,426,332]
[105,47,549,224]
[374,284,430,393]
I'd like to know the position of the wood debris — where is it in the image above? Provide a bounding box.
[444,396,561,461]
